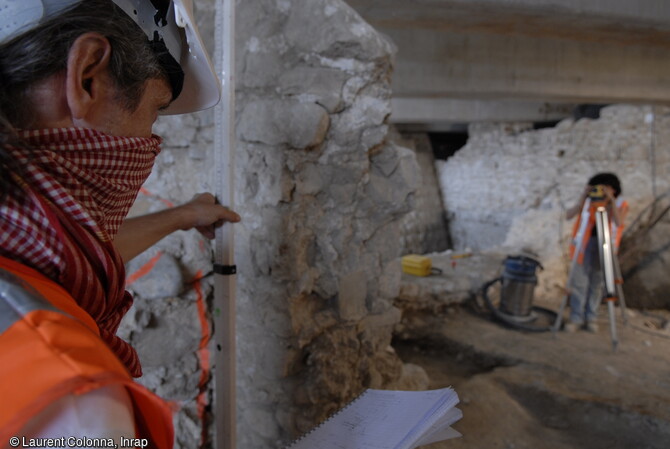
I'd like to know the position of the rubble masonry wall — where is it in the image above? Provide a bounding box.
[437,105,670,305]
[120,0,430,447]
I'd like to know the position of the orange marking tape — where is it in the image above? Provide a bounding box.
[139,187,175,208]
[125,252,163,286]
[194,271,211,445]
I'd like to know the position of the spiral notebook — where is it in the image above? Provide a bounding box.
[286,387,462,449]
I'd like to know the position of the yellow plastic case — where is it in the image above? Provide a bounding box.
[401,255,432,277]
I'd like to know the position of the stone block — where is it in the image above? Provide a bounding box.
[125,250,183,300]
[359,307,402,331]
[154,114,198,148]
[296,164,324,195]
[238,99,330,150]
[337,270,368,321]
[132,300,201,368]
[364,145,420,217]
[284,0,394,61]
[278,67,348,113]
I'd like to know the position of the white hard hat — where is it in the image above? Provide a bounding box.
[0,0,220,115]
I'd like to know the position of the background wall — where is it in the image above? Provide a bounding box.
[436,105,670,306]
[396,131,452,255]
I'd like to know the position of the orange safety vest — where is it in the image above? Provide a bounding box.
[0,256,174,448]
[569,197,629,264]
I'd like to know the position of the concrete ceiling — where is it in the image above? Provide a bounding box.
[345,0,670,127]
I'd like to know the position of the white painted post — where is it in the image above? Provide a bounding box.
[214,0,236,448]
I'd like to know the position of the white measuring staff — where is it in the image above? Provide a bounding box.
[214,0,236,447]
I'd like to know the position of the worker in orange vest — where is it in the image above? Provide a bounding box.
[0,1,239,446]
[564,172,628,333]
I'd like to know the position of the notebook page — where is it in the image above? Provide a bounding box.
[413,408,463,447]
[394,389,460,449]
[288,387,459,449]
[413,427,462,448]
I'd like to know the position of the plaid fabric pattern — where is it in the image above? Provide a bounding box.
[0,128,162,377]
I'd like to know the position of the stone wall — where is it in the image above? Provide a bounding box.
[120,0,424,448]
[235,1,421,445]
[396,131,451,254]
[436,105,670,306]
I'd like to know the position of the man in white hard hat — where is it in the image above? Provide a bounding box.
[0,1,237,446]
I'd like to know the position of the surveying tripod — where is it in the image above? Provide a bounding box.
[553,193,627,351]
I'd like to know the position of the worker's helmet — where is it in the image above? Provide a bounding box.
[0,0,220,115]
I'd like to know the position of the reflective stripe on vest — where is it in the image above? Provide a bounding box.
[570,197,628,264]
[0,268,60,335]
[0,257,174,448]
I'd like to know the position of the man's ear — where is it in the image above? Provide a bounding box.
[65,32,113,120]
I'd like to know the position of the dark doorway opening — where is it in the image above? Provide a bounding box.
[428,131,468,161]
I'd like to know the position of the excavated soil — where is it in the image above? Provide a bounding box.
[393,305,670,449]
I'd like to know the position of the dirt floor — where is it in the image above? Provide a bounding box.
[393,303,670,449]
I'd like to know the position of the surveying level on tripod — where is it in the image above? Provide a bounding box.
[588,184,606,200]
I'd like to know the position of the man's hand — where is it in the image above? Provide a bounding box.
[602,185,616,204]
[566,184,592,220]
[115,192,241,263]
[600,185,622,226]
[179,193,241,239]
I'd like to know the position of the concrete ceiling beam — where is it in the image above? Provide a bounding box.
[345,0,670,125]
[390,98,576,126]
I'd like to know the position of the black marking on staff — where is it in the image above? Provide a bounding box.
[214,264,237,276]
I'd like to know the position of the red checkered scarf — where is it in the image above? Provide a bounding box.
[0,128,162,377]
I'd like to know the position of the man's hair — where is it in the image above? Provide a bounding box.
[588,172,622,198]
[0,0,168,198]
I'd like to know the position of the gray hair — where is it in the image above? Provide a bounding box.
[0,0,167,197]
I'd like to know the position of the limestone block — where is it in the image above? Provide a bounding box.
[359,307,402,331]
[378,259,402,301]
[361,124,389,152]
[153,114,198,148]
[337,270,368,321]
[364,145,420,216]
[330,96,391,148]
[238,99,330,150]
[238,143,287,206]
[296,163,324,195]
[116,307,152,339]
[173,404,204,449]
[364,222,404,267]
[125,250,183,300]
[132,300,201,368]
[240,47,285,89]
[278,67,348,113]
[330,182,358,206]
[371,143,401,177]
[242,408,279,440]
[284,0,394,61]
[139,355,200,401]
